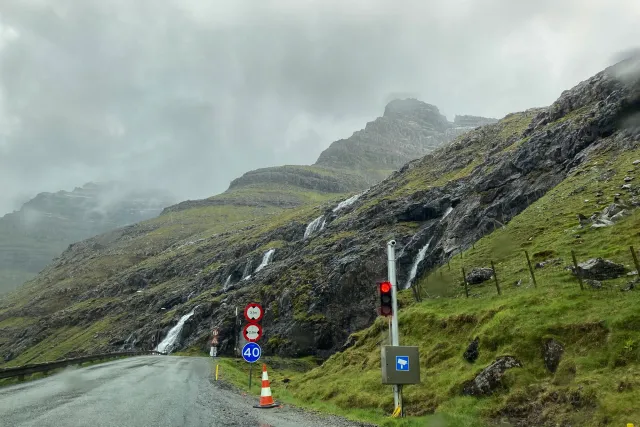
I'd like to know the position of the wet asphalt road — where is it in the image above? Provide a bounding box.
[0,356,374,427]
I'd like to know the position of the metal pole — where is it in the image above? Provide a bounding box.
[387,240,399,347]
[387,239,400,411]
[234,306,239,358]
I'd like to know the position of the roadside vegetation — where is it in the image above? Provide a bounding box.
[208,144,640,426]
[284,146,640,426]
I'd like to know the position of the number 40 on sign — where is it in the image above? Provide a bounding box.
[242,342,261,363]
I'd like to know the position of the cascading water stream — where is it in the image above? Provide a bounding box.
[155,307,197,354]
[404,237,433,289]
[441,206,453,221]
[333,194,360,212]
[242,260,253,281]
[255,249,276,273]
[304,215,325,239]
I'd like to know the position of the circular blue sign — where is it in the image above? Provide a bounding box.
[242,342,261,363]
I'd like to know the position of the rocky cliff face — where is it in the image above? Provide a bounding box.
[314,99,484,175]
[164,99,493,215]
[0,182,175,294]
[0,59,637,366]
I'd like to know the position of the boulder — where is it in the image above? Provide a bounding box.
[571,258,626,280]
[576,213,591,227]
[466,267,494,285]
[461,356,522,396]
[463,336,479,363]
[585,279,603,289]
[542,338,564,373]
[588,203,629,228]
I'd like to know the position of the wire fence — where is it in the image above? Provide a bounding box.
[412,245,640,302]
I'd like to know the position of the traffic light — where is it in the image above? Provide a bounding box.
[379,281,393,316]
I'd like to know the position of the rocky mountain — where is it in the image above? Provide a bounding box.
[165,99,493,215]
[313,99,490,180]
[1,58,638,370]
[0,182,176,294]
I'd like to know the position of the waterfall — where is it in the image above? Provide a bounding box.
[255,249,276,273]
[223,275,232,290]
[156,307,197,354]
[242,259,253,281]
[441,206,453,221]
[404,238,433,289]
[304,215,325,239]
[332,189,370,213]
[333,193,361,212]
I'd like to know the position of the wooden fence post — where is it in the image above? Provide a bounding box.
[630,246,640,278]
[461,267,469,298]
[524,250,538,288]
[491,260,501,295]
[571,250,584,291]
[411,284,421,303]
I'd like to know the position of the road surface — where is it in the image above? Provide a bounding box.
[0,356,373,427]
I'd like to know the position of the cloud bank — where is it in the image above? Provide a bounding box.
[0,0,639,214]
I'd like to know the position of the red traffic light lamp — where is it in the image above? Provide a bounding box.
[379,281,393,316]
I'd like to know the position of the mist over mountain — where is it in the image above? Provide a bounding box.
[1,0,639,216]
[0,182,175,294]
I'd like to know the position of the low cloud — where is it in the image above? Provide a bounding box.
[0,0,639,215]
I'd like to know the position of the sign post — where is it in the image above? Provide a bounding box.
[387,240,401,412]
[210,328,219,358]
[382,239,420,418]
[242,303,264,390]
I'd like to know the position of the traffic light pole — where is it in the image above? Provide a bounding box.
[387,239,401,411]
[387,240,399,346]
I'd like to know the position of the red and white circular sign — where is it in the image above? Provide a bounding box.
[244,303,264,323]
[242,323,263,342]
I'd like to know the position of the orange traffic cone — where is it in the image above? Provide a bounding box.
[253,364,279,409]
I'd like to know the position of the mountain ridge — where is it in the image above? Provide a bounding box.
[1,59,637,372]
[0,182,176,294]
[162,99,495,215]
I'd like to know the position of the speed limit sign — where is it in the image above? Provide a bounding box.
[242,342,261,363]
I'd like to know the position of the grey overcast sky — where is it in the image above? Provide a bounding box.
[1,0,639,215]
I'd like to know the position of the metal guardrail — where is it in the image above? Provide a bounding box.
[0,350,165,380]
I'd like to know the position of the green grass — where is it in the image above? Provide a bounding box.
[285,286,640,426]
[278,144,640,426]
[420,144,640,300]
[213,356,455,427]
[3,315,121,367]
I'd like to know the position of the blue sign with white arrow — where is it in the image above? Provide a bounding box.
[396,355,409,371]
[242,342,261,363]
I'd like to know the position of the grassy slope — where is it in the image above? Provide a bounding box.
[283,144,640,426]
[0,191,351,366]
